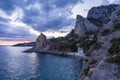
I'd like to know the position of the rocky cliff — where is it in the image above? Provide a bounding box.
[78,5,120,80]
[24,33,48,52]
[87,4,119,27]
[25,32,79,54]
[34,33,47,50]
[74,15,99,36]
[24,4,120,80]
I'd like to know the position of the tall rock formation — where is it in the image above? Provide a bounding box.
[78,5,120,80]
[87,4,119,27]
[34,33,47,50]
[74,15,99,36]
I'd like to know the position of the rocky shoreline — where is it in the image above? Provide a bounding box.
[15,4,120,80]
[24,48,68,56]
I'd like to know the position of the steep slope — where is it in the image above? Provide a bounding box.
[74,15,99,36]
[78,5,120,80]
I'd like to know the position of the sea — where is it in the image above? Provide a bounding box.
[0,46,82,80]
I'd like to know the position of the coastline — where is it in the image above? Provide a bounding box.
[24,48,88,60]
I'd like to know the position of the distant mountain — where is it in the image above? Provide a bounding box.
[13,42,35,47]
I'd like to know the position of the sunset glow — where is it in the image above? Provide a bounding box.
[0,40,33,46]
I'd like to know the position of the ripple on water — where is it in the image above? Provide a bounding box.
[0,46,82,80]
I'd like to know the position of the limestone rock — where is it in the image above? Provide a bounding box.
[34,33,47,50]
[87,4,119,27]
[78,5,120,80]
[74,15,99,36]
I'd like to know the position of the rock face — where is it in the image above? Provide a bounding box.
[87,4,119,27]
[34,33,47,50]
[74,15,99,36]
[78,5,120,80]
[24,4,120,80]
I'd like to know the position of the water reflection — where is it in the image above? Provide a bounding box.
[0,46,82,80]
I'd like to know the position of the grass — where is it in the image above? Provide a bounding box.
[90,59,97,65]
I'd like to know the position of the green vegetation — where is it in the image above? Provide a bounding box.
[48,31,79,53]
[114,22,120,31]
[84,66,90,76]
[108,38,120,55]
[107,38,120,64]
[87,18,103,27]
[79,33,100,56]
[101,29,110,36]
[107,53,120,65]
[49,30,100,55]
[48,40,78,52]
[48,30,99,54]
[92,42,101,50]
[90,59,97,65]
[85,31,99,36]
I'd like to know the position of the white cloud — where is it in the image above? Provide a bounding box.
[0,7,40,37]
[108,0,118,3]
[42,25,73,38]
[0,0,120,41]
[0,9,10,19]
[26,1,42,10]
[43,31,69,38]
[29,28,40,36]
[10,20,40,36]
[49,5,72,18]
[70,0,110,18]
[10,7,24,21]
[0,7,24,26]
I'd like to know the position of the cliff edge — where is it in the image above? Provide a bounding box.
[78,5,120,80]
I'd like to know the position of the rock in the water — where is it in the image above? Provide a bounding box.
[34,33,47,50]
[74,15,99,36]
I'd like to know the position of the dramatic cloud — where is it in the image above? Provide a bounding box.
[0,0,119,41]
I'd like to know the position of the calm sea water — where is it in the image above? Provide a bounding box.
[0,46,82,80]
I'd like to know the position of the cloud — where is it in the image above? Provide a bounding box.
[70,0,110,18]
[0,0,119,41]
[0,7,39,41]
[22,0,77,32]
[47,0,82,8]
[108,0,120,3]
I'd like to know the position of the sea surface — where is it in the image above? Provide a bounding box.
[0,46,82,80]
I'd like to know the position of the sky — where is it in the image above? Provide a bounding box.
[0,0,120,45]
